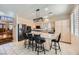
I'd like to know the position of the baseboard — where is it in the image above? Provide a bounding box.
[60,41,71,44]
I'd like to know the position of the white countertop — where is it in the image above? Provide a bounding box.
[31,31,57,39]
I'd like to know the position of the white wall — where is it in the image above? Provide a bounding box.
[17,16,35,29]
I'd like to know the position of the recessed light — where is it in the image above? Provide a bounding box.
[32,13,34,15]
[45,8,49,11]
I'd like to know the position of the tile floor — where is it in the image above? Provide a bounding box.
[0,40,78,55]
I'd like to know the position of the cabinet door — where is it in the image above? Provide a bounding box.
[55,20,71,43]
[61,20,71,43]
[55,20,62,35]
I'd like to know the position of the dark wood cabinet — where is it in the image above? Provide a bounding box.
[0,24,13,44]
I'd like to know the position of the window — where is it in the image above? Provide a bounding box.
[71,5,79,37]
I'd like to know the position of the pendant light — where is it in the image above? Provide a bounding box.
[33,9,43,22]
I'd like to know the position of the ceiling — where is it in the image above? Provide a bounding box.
[0,4,74,20]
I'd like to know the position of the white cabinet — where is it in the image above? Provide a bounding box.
[55,20,71,43]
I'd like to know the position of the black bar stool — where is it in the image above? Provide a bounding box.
[23,33,28,48]
[28,33,34,51]
[34,34,46,55]
[50,33,61,54]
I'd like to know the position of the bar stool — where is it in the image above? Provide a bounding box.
[50,33,61,54]
[34,34,46,55]
[23,33,28,48]
[28,33,34,51]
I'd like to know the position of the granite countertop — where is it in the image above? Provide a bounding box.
[32,29,54,34]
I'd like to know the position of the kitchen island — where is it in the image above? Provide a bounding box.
[31,30,57,50]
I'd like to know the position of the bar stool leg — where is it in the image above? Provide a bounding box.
[32,41,34,51]
[50,41,52,50]
[43,44,45,54]
[37,44,39,55]
[24,40,27,48]
[58,43,61,51]
[54,42,57,54]
[35,43,37,51]
[28,40,30,49]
